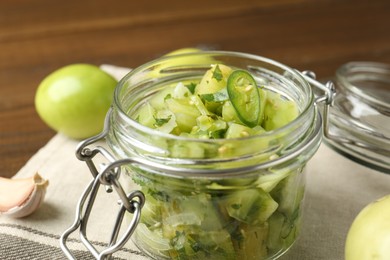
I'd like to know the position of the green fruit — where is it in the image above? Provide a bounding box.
[164,47,202,56]
[35,64,117,139]
[161,47,214,70]
[345,195,390,260]
[163,48,205,67]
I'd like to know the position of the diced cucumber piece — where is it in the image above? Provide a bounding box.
[266,169,304,249]
[221,123,271,159]
[266,211,285,253]
[172,82,191,99]
[135,102,156,128]
[266,209,301,255]
[165,97,200,132]
[200,88,228,116]
[258,88,268,125]
[225,123,254,139]
[196,64,233,95]
[280,208,301,244]
[222,101,242,124]
[154,109,177,133]
[169,141,206,158]
[271,169,305,216]
[223,188,278,225]
[190,95,210,116]
[210,176,257,190]
[164,212,202,227]
[204,100,223,115]
[165,97,200,117]
[169,229,236,260]
[159,193,227,235]
[196,115,214,131]
[155,193,236,259]
[234,223,269,259]
[255,168,290,192]
[140,193,162,227]
[217,141,266,160]
[196,230,236,260]
[187,128,209,139]
[174,113,198,133]
[134,223,171,257]
[149,87,174,110]
[189,115,227,139]
[263,91,298,131]
[208,119,227,138]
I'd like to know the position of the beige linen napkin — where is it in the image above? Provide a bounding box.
[0,134,149,260]
[1,65,389,260]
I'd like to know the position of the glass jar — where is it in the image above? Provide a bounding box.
[101,51,324,260]
[325,61,390,173]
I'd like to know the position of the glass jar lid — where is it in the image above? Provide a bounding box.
[324,61,390,173]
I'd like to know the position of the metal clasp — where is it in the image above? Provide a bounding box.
[60,109,145,260]
[301,71,340,142]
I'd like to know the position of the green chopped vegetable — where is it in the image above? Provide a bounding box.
[263,91,299,131]
[133,65,298,137]
[227,70,261,127]
[223,188,278,225]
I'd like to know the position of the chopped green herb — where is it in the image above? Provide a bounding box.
[209,129,226,139]
[212,65,223,82]
[231,203,242,210]
[149,190,170,202]
[164,94,172,101]
[185,82,197,94]
[201,88,229,102]
[201,93,214,102]
[154,115,172,127]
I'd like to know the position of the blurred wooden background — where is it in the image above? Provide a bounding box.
[1,0,389,178]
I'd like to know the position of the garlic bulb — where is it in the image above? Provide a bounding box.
[0,173,49,218]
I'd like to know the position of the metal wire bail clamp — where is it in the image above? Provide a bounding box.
[301,70,337,141]
[60,109,145,260]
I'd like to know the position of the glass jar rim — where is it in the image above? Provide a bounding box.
[336,61,390,110]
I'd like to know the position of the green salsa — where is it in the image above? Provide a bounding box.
[128,64,303,259]
[134,64,298,139]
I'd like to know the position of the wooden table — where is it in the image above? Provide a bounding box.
[1,0,390,179]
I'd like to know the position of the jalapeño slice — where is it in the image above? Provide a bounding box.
[227,70,260,127]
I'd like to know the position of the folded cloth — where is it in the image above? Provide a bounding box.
[1,65,389,260]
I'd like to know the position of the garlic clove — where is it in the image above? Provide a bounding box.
[0,173,49,218]
[0,175,35,212]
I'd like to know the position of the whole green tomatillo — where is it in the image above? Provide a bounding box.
[345,194,390,260]
[35,64,117,139]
